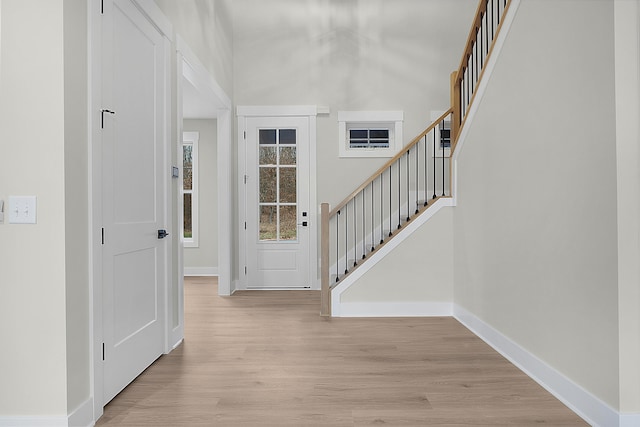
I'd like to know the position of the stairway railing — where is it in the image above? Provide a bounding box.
[451,0,513,150]
[321,110,452,316]
[320,0,512,316]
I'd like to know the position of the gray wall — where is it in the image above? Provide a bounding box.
[0,0,70,416]
[453,0,619,408]
[231,0,477,207]
[184,119,219,272]
[341,207,453,304]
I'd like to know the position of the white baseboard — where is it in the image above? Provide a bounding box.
[68,397,94,427]
[0,417,68,427]
[453,304,627,427]
[337,301,452,317]
[620,414,640,427]
[0,397,95,427]
[184,267,218,276]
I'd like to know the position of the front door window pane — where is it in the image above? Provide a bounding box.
[259,167,277,203]
[260,205,277,241]
[258,128,298,241]
[279,168,297,203]
[279,205,297,241]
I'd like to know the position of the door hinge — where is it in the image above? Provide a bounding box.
[244,222,247,230]
[244,266,247,275]
[244,175,247,184]
[101,0,104,14]
[102,343,105,361]
[243,131,246,140]
[101,228,104,245]
[101,109,115,129]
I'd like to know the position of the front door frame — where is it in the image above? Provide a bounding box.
[89,0,173,420]
[237,106,319,291]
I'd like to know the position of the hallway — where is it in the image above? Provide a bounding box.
[96,277,585,426]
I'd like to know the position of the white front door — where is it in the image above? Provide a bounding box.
[246,116,311,288]
[101,0,166,404]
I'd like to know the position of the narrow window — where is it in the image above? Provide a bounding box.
[182,131,199,247]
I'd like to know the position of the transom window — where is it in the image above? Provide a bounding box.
[338,111,403,158]
[348,127,390,149]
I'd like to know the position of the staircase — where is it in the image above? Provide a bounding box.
[320,0,514,316]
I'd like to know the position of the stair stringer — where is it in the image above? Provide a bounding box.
[330,196,455,317]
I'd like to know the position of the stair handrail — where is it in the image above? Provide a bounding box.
[330,108,453,218]
[451,0,513,151]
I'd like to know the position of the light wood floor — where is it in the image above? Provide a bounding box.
[96,276,586,426]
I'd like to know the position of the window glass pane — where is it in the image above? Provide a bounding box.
[183,193,192,238]
[279,205,297,241]
[184,168,193,190]
[370,129,389,139]
[259,167,277,203]
[369,140,389,148]
[279,129,296,145]
[350,129,368,139]
[259,205,277,241]
[183,145,193,190]
[183,145,193,167]
[350,140,370,148]
[259,129,276,145]
[259,147,277,165]
[279,167,296,203]
[279,147,296,166]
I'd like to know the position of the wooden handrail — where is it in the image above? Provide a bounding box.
[329,108,453,217]
[451,0,512,150]
[455,0,490,82]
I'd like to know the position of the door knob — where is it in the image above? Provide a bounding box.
[157,229,169,239]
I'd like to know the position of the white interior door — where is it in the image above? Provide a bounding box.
[246,116,311,288]
[101,0,166,404]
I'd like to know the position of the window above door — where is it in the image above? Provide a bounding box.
[338,111,403,158]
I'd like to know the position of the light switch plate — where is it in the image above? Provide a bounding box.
[9,196,37,224]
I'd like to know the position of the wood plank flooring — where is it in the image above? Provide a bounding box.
[96,276,586,426]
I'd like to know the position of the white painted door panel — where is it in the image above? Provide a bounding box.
[101,0,166,404]
[246,117,311,288]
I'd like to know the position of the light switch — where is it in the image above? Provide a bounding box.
[9,196,37,224]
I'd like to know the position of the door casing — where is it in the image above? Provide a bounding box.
[237,106,319,291]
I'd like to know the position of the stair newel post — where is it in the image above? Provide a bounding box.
[320,203,331,317]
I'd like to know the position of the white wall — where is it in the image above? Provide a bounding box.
[453,0,620,409]
[154,0,233,97]
[231,0,477,207]
[63,0,90,415]
[183,119,218,273]
[341,207,453,305]
[0,0,69,416]
[614,0,640,414]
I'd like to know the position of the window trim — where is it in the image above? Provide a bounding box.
[431,110,451,158]
[338,111,403,158]
[182,131,199,248]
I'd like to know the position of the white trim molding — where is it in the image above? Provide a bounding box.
[454,304,629,427]
[184,267,219,276]
[338,302,452,318]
